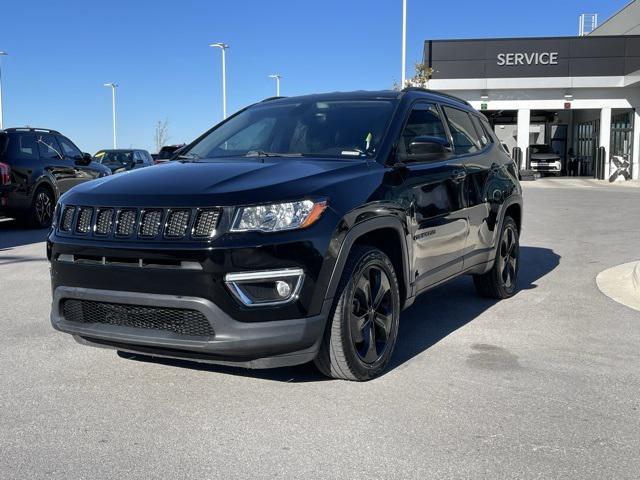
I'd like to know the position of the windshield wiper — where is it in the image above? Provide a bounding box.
[244,150,303,158]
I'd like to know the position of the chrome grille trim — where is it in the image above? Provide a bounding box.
[75,207,94,234]
[115,209,137,237]
[165,209,191,238]
[139,209,163,238]
[193,208,221,238]
[60,206,75,232]
[94,208,114,236]
[55,205,223,242]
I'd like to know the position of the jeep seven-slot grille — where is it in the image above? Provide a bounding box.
[57,206,222,241]
[62,299,214,337]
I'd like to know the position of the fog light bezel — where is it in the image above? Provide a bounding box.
[224,268,304,307]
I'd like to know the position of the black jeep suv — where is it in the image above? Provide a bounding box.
[48,89,522,381]
[0,128,110,227]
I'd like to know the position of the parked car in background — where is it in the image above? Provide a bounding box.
[153,144,186,164]
[0,128,110,227]
[529,144,562,175]
[93,149,154,174]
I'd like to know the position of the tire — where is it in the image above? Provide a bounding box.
[473,216,520,299]
[314,245,401,381]
[24,186,55,228]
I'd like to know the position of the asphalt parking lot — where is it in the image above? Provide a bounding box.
[1,179,639,479]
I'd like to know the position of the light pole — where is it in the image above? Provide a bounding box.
[210,43,229,119]
[0,51,8,130]
[401,0,407,88]
[268,74,282,97]
[103,83,118,148]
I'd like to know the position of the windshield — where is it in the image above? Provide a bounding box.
[184,99,396,160]
[530,145,553,154]
[94,151,133,166]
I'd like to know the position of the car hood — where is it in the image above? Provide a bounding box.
[61,157,382,208]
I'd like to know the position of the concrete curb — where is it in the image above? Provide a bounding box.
[596,261,640,312]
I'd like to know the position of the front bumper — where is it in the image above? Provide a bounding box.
[51,286,327,368]
[530,161,561,172]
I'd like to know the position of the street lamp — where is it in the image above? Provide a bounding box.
[268,74,282,97]
[0,51,8,130]
[209,42,229,119]
[401,0,407,88]
[103,82,118,148]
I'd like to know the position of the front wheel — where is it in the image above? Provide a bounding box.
[473,216,520,299]
[315,246,401,381]
[25,186,54,228]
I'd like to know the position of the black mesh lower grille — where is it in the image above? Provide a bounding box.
[62,299,214,337]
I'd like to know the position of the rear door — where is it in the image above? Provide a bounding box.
[3,132,40,207]
[443,107,500,268]
[395,102,468,291]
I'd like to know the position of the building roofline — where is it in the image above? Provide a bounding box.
[588,0,638,35]
[424,33,640,44]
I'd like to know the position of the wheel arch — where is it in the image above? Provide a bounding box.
[324,216,412,309]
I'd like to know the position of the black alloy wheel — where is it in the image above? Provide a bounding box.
[350,265,394,364]
[473,215,520,299]
[497,223,518,290]
[315,245,400,381]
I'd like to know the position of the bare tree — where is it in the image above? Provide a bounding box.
[392,62,434,90]
[154,119,170,153]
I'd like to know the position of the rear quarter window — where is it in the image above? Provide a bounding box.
[4,133,39,162]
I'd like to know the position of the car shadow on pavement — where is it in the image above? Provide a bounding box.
[118,246,560,383]
[0,218,49,251]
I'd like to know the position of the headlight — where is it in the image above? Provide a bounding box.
[231,199,327,233]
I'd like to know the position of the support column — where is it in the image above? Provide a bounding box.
[632,109,640,180]
[517,109,530,168]
[600,107,612,179]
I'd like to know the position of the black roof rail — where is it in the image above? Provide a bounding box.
[401,87,471,106]
[4,127,61,135]
[261,96,286,102]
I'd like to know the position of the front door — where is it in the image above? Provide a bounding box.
[36,133,76,194]
[395,102,468,291]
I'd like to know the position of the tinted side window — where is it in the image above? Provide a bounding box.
[36,134,63,160]
[57,136,82,158]
[443,106,481,154]
[6,133,39,161]
[398,103,448,159]
[470,115,490,148]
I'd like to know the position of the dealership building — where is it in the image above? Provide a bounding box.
[424,0,640,181]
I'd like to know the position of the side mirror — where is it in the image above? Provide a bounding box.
[75,153,93,165]
[407,136,453,160]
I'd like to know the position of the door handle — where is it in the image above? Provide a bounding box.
[451,169,467,181]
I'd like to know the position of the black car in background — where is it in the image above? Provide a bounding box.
[153,144,186,163]
[49,89,522,380]
[93,149,154,174]
[0,128,110,227]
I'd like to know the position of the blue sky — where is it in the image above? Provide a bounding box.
[0,0,628,153]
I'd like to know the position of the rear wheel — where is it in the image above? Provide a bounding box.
[315,245,400,381]
[25,186,54,228]
[473,216,519,299]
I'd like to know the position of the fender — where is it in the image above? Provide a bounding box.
[32,172,60,201]
[322,215,413,309]
[475,193,523,275]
